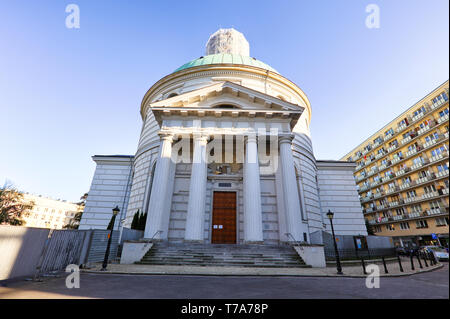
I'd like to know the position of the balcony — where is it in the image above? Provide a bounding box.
[375,152,385,160]
[431,98,448,110]
[430,150,449,164]
[416,172,435,185]
[391,156,403,165]
[374,191,384,199]
[359,184,370,192]
[408,211,422,218]
[385,132,395,140]
[393,215,404,221]
[401,135,412,145]
[411,111,425,122]
[367,169,377,177]
[361,195,373,203]
[421,191,439,200]
[426,208,446,216]
[396,124,407,134]
[437,113,449,124]
[387,144,398,152]
[400,180,415,190]
[371,180,381,188]
[381,174,395,183]
[405,147,419,157]
[389,201,399,207]
[436,169,449,179]
[411,158,429,171]
[386,186,399,195]
[417,121,436,136]
[395,167,411,177]
[404,196,419,204]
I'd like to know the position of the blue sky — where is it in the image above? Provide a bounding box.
[0,0,448,202]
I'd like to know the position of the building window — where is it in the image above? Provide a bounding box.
[400,222,410,230]
[431,146,447,157]
[429,200,441,210]
[386,224,395,231]
[415,220,428,229]
[435,217,449,227]
[438,108,449,117]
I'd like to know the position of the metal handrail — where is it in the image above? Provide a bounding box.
[151,230,163,240]
[285,233,305,246]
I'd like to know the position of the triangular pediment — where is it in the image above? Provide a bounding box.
[148,81,304,113]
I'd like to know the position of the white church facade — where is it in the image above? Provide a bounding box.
[79,29,368,247]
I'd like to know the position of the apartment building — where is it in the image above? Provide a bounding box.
[341,80,449,248]
[21,193,83,229]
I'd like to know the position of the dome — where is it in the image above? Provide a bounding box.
[174,53,278,73]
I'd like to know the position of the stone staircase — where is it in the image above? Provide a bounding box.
[137,242,310,268]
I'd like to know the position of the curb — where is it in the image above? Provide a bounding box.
[80,263,443,278]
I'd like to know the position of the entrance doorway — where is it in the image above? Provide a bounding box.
[211,191,237,244]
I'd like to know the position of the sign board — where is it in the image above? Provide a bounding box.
[431,233,438,240]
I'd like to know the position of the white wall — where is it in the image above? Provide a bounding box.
[316,161,368,236]
[79,156,133,230]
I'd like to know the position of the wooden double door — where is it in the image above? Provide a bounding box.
[211,191,237,244]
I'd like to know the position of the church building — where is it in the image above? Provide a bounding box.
[79,29,368,248]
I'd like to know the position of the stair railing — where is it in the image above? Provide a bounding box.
[285,232,304,246]
[150,230,163,241]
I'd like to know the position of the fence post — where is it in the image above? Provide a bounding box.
[381,256,388,274]
[397,255,404,272]
[422,252,428,267]
[428,251,436,265]
[361,257,367,275]
[416,253,423,269]
[410,254,415,271]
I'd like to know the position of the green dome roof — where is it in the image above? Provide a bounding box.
[174,53,278,73]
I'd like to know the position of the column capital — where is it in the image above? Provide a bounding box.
[192,133,210,143]
[279,134,294,144]
[244,133,258,144]
[158,132,174,143]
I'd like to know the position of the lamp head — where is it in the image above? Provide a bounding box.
[112,205,120,216]
[326,210,334,220]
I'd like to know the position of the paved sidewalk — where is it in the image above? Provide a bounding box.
[82,257,443,277]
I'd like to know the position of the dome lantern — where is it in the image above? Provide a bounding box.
[205,28,250,56]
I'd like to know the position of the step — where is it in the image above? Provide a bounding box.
[138,242,307,268]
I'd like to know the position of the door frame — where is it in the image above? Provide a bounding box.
[209,189,238,244]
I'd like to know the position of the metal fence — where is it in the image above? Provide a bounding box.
[325,248,397,261]
[0,225,123,281]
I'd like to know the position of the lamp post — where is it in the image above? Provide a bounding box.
[101,205,120,271]
[327,210,343,275]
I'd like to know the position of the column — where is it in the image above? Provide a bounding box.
[184,134,209,242]
[144,133,174,240]
[279,134,308,242]
[243,134,264,243]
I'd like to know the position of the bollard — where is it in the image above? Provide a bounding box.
[410,254,415,271]
[381,256,388,274]
[426,252,433,265]
[416,253,423,269]
[361,257,367,275]
[397,255,404,272]
[429,251,437,265]
[422,252,428,267]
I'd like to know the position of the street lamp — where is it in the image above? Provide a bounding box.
[101,205,120,271]
[327,210,343,275]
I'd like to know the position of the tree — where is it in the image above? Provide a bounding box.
[365,219,375,236]
[139,212,147,231]
[64,193,87,229]
[0,182,34,226]
[131,210,140,230]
